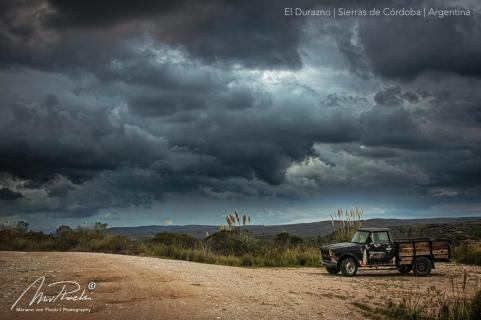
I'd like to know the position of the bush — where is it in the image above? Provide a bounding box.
[274,232,304,248]
[0,228,57,251]
[240,254,255,266]
[453,245,481,266]
[150,232,199,248]
[205,231,263,256]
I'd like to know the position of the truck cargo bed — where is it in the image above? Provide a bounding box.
[395,239,451,266]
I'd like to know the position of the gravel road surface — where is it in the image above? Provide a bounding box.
[1,251,480,320]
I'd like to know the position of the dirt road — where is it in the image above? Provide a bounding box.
[1,251,480,320]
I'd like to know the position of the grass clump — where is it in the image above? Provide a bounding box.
[359,271,481,320]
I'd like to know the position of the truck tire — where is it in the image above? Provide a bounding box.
[326,266,340,274]
[413,257,432,276]
[398,266,412,274]
[340,257,358,276]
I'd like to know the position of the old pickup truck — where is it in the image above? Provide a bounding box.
[320,227,451,276]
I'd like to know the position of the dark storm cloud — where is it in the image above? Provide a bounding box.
[357,86,433,150]
[0,98,114,182]
[357,11,481,79]
[360,106,426,149]
[0,63,362,216]
[0,88,170,185]
[128,94,203,117]
[0,0,312,71]
[126,73,261,117]
[421,149,481,189]
[45,0,186,28]
[0,0,480,222]
[0,187,22,200]
[151,93,361,185]
[373,86,419,106]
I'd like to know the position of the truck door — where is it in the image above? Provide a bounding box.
[366,231,395,265]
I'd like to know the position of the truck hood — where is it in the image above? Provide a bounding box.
[321,242,360,251]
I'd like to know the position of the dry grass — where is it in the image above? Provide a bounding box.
[329,208,364,242]
[370,271,481,320]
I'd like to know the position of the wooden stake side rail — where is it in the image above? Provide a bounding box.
[395,239,451,266]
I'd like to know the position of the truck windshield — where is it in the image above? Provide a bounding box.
[351,231,369,243]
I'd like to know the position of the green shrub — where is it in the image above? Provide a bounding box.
[205,231,263,256]
[150,232,199,248]
[240,254,255,266]
[274,232,304,248]
[453,245,481,266]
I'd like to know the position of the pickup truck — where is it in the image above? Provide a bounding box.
[320,227,451,276]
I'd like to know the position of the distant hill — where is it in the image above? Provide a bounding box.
[389,222,481,244]
[109,216,481,240]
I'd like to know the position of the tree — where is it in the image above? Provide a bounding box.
[56,225,73,235]
[16,221,29,233]
[274,231,291,247]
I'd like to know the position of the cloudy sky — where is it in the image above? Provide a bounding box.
[1,0,480,231]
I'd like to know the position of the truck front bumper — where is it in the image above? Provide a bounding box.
[320,258,337,268]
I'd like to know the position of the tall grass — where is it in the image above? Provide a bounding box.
[221,212,251,239]
[329,208,364,242]
[372,271,481,320]
[147,242,319,267]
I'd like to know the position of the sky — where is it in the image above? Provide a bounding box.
[1,0,481,231]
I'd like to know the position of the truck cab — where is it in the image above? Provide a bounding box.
[355,228,395,265]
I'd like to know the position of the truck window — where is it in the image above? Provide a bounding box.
[372,231,390,244]
[351,231,369,243]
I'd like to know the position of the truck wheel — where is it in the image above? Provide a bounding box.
[340,257,358,276]
[413,257,432,276]
[326,266,340,274]
[398,266,412,274]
